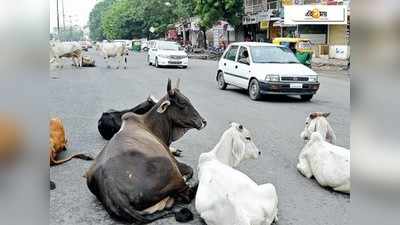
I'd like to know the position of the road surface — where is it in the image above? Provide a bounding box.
[50,50,350,225]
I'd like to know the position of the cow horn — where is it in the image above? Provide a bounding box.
[167,78,174,95]
[176,78,181,89]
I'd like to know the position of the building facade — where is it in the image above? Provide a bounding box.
[243,0,350,59]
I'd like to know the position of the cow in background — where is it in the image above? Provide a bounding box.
[96,41,127,69]
[50,41,83,68]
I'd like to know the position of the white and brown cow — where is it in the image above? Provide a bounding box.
[50,41,83,68]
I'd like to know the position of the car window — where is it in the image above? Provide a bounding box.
[237,46,250,65]
[224,46,239,61]
[250,46,299,64]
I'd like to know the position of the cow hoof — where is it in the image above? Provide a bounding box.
[50,181,56,190]
[107,65,111,69]
[172,149,182,157]
[174,208,193,222]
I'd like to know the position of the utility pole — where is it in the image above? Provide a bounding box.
[61,0,65,33]
[56,0,60,38]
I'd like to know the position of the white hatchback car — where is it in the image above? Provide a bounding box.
[217,42,320,101]
[147,40,188,68]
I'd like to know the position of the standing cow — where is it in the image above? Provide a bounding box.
[50,41,83,68]
[86,79,207,223]
[96,41,127,69]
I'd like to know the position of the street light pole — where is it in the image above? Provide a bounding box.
[56,0,60,38]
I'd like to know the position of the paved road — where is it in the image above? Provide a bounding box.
[50,50,350,225]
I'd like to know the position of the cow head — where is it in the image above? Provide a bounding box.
[156,79,207,141]
[300,112,331,142]
[228,122,260,167]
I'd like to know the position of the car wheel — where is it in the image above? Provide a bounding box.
[155,57,159,68]
[147,55,152,65]
[300,94,313,101]
[249,79,262,100]
[217,71,227,90]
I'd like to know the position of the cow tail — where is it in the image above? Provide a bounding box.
[50,153,93,166]
[125,56,127,64]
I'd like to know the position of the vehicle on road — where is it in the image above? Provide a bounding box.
[147,40,188,68]
[113,39,132,50]
[217,42,319,101]
[272,38,313,68]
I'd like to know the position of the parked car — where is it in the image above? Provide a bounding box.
[147,40,188,68]
[217,42,319,101]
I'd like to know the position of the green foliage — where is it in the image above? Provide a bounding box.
[88,0,115,41]
[195,0,243,29]
[89,0,197,40]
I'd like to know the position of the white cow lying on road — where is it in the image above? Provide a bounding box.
[196,123,278,225]
[50,41,82,68]
[297,132,350,193]
[96,42,127,69]
[300,112,336,144]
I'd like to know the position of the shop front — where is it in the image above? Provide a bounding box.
[283,4,349,59]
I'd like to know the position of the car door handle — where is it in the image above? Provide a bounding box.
[224,63,226,66]
[235,65,238,69]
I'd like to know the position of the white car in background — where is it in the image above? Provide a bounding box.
[113,40,132,50]
[147,40,188,68]
[217,42,320,101]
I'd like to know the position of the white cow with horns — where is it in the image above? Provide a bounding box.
[196,123,278,225]
[96,42,127,69]
[297,112,350,194]
[300,112,336,144]
[50,41,83,68]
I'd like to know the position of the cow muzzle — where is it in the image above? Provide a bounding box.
[198,118,207,130]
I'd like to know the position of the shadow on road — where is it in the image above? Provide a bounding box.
[225,88,313,103]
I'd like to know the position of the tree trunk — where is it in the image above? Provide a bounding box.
[201,26,207,49]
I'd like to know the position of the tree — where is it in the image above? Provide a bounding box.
[195,0,243,48]
[88,0,115,41]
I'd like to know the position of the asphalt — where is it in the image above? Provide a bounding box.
[50,49,350,225]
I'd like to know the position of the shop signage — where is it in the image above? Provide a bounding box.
[284,5,347,24]
[243,11,273,25]
[260,21,269,30]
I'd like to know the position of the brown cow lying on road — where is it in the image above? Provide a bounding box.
[49,117,93,190]
[86,79,207,223]
[49,117,93,166]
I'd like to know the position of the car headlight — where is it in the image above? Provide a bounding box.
[308,75,318,82]
[265,75,280,82]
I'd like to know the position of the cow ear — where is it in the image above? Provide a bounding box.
[309,112,318,119]
[157,100,171,113]
[322,112,331,117]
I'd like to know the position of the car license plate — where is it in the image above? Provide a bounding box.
[168,61,181,64]
[290,83,303,89]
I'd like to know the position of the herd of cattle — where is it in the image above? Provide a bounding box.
[49,79,350,225]
[49,41,128,69]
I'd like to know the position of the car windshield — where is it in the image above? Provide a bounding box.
[250,46,300,64]
[158,42,180,51]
